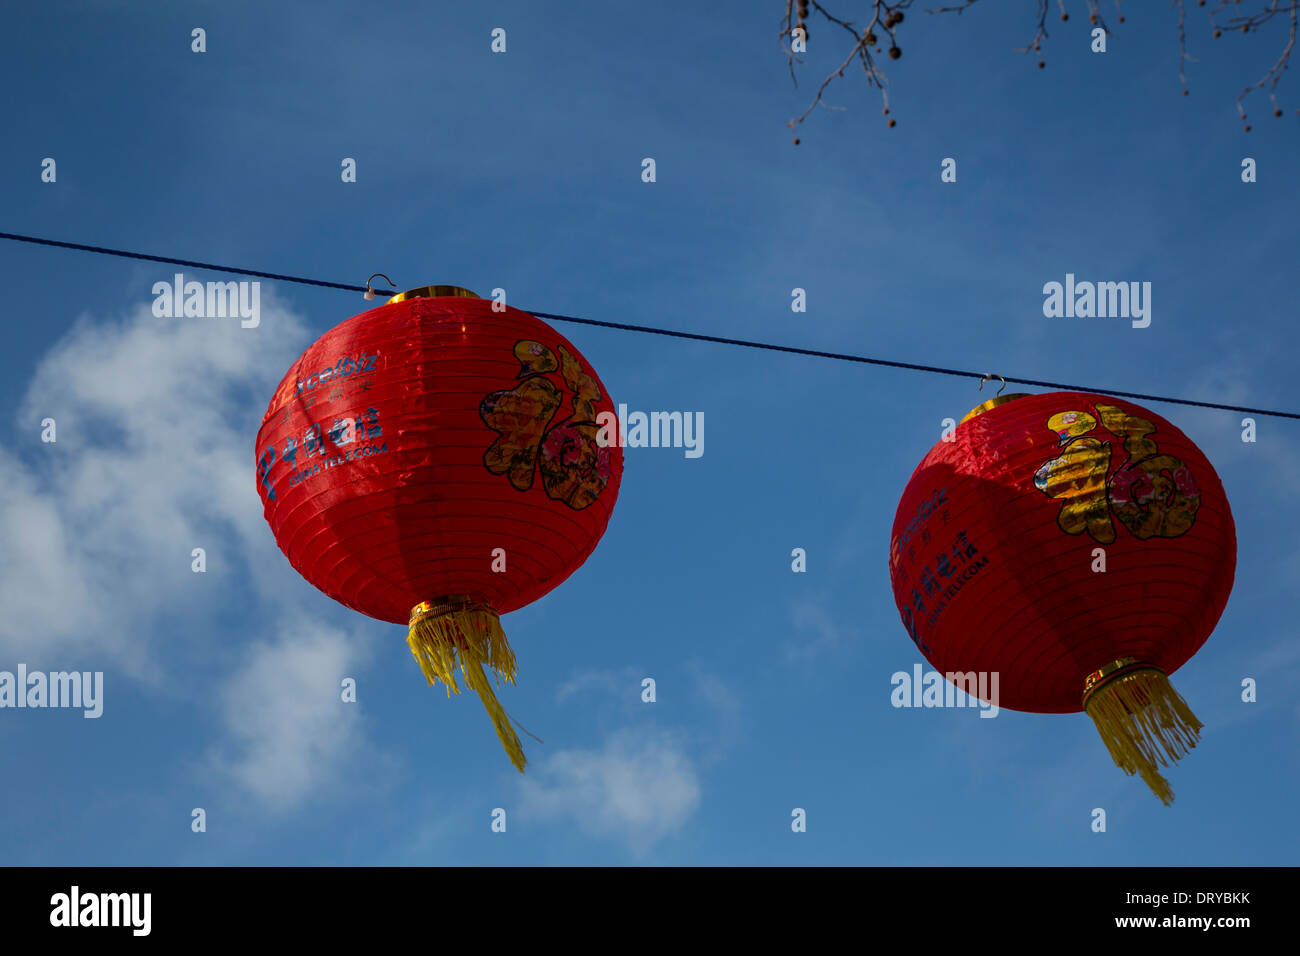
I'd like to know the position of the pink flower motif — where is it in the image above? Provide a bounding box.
[1172,466,1200,499]
[542,427,567,458]
[1110,465,1142,501]
[541,424,585,465]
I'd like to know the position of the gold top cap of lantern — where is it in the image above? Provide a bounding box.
[961,393,1032,424]
[386,285,480,304]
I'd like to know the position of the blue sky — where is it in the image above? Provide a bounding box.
[0,1,1296,865]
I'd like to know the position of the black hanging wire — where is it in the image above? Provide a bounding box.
[2,230,1296,421]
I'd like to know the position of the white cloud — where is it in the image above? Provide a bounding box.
[554,666,640,702]
[210,618,371,811]
[1,297,311,676]
[0,293,382,808]
[684,664,742,763]
[519,728,701,854]
[787,598,843,661]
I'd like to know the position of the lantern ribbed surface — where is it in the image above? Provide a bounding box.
[255,295,622,626]
[254,293,622,771]
[889,391,1236,802]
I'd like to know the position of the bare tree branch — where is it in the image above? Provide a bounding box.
[782,0,1297,137]
[1175,0,1195,93]
[781,0,902,135]
[1212,0,1299,123]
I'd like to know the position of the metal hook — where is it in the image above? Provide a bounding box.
[364,273,397,301]
[978,373,1007,397]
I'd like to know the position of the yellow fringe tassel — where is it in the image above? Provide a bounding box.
[407,599,527,772]
[1083,665,1203,806]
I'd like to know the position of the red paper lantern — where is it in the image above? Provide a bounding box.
[889,391,1235,803]
[255,286,623,770]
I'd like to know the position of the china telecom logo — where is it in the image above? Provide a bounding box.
[295,352,379,395]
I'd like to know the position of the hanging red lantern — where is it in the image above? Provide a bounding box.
[255,286,623,771]
[888,391,1235,804]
